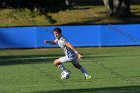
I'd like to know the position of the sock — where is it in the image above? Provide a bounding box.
[80,65,89,77]
[58,64,67,71]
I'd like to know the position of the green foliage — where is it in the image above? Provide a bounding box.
[0,8,52,26]
[0,0,67,10]
[7,8,36,20]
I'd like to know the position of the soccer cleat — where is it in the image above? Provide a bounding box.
[85,75,92,80]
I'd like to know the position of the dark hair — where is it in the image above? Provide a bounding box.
[53,27,61,34]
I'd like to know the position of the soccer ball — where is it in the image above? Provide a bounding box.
[61,70,70,79]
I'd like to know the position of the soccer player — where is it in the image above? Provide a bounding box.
[44,27,91,80]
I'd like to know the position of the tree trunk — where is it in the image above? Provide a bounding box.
[103,0,131,17]
[103,0,114,16]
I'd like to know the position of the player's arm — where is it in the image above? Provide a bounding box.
[66,42,83,60]
[44,40,57,45]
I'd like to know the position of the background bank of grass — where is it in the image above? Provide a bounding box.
[0,5,140,27]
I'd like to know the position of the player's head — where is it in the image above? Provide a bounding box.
[53,27,62,39]
[53,27,61,34]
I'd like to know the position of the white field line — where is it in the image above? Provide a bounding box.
[0,56,55,61]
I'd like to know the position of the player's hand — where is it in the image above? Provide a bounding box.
[77,54,84,60]
[44,40,49,44]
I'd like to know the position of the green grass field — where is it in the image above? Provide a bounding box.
[0,47,140,93]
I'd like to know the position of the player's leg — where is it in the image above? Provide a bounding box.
[72,58,92,79]
[72,62,89,78]
[54,56,72,71]
[54,58,67,71]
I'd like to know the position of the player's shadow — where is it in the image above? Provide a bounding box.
[0,54,63,66]
[30,86,140,93]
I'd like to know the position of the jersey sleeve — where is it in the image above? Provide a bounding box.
[54,39,58,43]
[61,37,68,46]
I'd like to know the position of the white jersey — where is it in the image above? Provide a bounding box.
[54,36,76,58]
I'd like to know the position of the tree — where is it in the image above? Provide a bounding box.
[103,0,131,17]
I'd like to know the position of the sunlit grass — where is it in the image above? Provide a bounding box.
[0,5,140,27]
[0,47,140,93]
